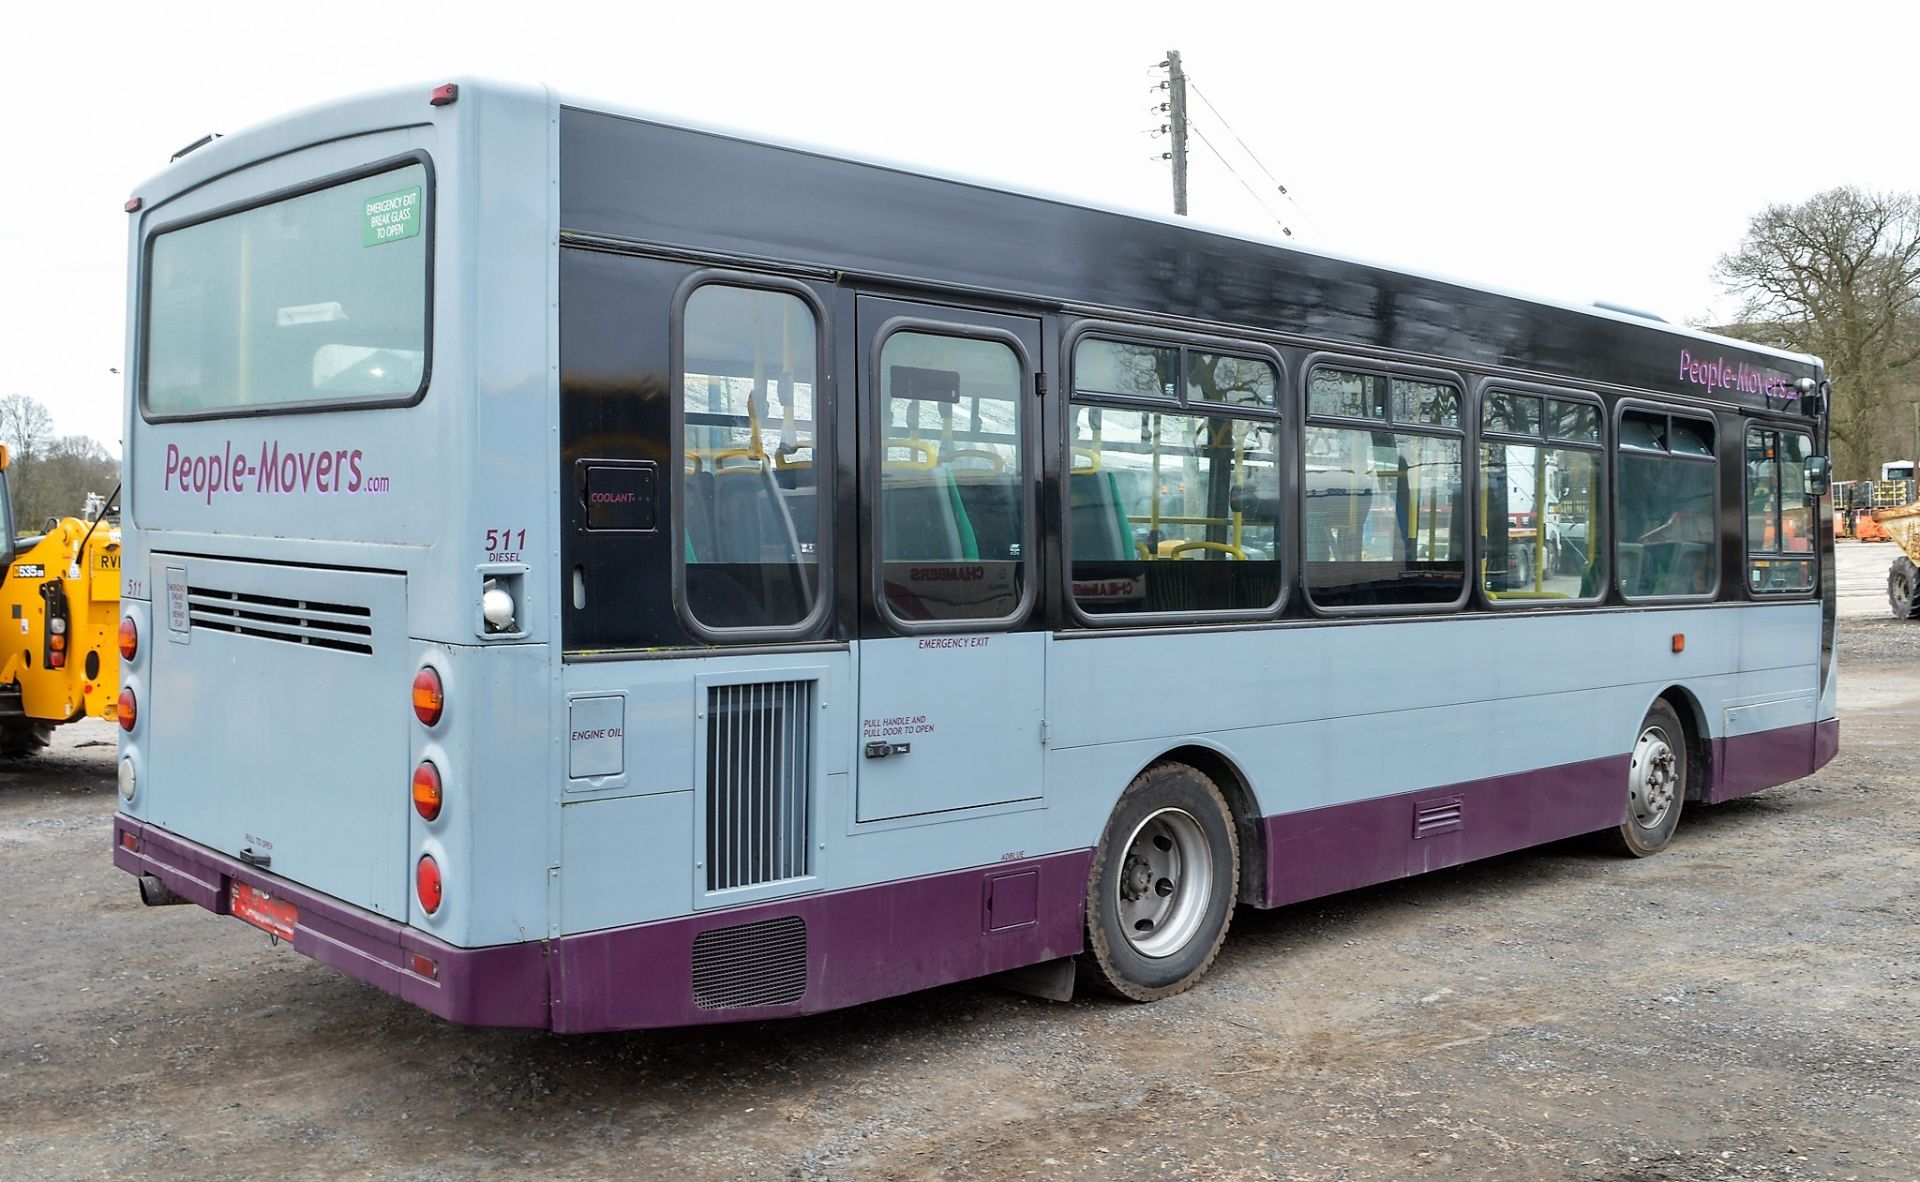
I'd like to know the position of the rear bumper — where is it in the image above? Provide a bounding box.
[112,814,1091,1032]
[112,817,550,1028]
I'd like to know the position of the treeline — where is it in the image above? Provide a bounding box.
[1714,187,1920,481]
[0,394,119,537]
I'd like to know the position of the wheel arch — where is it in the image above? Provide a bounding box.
[1141,742,1266,906]
[1651,685,1713,802]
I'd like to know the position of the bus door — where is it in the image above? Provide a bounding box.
[854,297,1046,821]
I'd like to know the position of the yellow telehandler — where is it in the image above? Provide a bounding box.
[0,447,120,756]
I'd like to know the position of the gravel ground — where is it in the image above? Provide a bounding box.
[1,542,1914,1181]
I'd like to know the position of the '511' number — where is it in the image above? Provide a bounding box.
[484,529,526,551]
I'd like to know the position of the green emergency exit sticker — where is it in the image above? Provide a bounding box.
[363,185,423,246]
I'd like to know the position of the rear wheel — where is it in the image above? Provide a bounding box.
[1604,701,1686,857]
[1890,556,1920,619]
[1080,762,1239,1001]
[0,721,53,759]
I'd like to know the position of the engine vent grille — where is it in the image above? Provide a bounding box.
[705,680,814,892]
[690,916,808,1009]
[187,586,374,655]
[1413,795,1464,839]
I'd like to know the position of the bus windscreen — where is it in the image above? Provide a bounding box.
[143,160,430,418]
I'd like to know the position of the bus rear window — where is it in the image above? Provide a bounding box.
[143,160,430,418]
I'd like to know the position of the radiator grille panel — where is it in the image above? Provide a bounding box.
[187,586,373,655]
[691,915,809,1009]
[705,681,813,892]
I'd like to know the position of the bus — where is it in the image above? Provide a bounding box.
[112,80,1838,1031]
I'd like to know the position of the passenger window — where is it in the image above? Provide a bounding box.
[1075,337,1178,401]
[1305,366,1466,609]
[877,330,1025,622]
[1187,352,1277,410]
[679,285,822,632]
[1746,427,1815,594]
[1068,336,1282,617]
[1616,410,1717,598]
[1308,369,1387,420]
[1480,390,1605,603]
[1548,399,1601,444]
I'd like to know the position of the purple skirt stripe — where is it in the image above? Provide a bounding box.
[113,718,1836,1031]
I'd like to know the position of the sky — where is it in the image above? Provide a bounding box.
[2,0,1914,458]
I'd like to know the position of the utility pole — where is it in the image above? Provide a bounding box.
[1166,50,1188,216]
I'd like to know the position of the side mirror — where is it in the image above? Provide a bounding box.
[1804,455,1831,498]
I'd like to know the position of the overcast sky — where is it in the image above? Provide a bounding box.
[2,0,1912,457]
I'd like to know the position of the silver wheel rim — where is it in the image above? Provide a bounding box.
[1629,724,1679,829]
[1115,807,1213,958]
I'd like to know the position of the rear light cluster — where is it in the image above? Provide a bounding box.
[119,617,138,660]
[42,583,71,670]
[118,688,138,732]
[412,665,446,916]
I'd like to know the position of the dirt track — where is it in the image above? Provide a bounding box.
[1,542,1915,1181]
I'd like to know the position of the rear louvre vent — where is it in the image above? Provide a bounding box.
[1413,795,1464,839]
[690,915,808,1009]
[187,586,374,655]
[705,681,814,892]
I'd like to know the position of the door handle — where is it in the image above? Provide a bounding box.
[864,741,911,759]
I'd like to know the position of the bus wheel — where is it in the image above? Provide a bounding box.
[1605,701,1687,858]
[1889,556,1920,619]
[1080,762,1239,1001]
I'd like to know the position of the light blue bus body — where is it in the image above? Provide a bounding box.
[114,81,1835,1030]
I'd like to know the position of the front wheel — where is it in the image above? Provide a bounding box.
[1080,762,1239,1001]
[1604,701,1687,857]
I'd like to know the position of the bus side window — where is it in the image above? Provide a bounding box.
[1302,366,1466,611]
[1616,409,1717,599]
[1478,391,1606,605]
[1745,426,1815,594]
[876,332,1025,622]
[679,284,823,632]
[1066,337,1283,620]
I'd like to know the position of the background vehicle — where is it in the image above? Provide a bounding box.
[113,81,1835,1031]
[0,458,119,756]
[1879,501,1920,617]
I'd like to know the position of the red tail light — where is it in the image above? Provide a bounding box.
[117,688,137,732]
[415,855,443,914]
[119,617,139,660]
[412,667,444,727]
[412,761,443,821]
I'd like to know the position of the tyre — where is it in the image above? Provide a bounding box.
[0,722,52,759]
[1889,556,1920,619]
[1603,701,1687,857]
[1080,761,1239,1001]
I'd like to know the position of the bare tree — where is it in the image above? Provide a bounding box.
[0,394,55,527]
[0,396,117,535]
[30,436,119,532]
[1715,187,1920,478]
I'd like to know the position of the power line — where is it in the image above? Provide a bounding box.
[1186,79,1288,195]
[1186,120,1293,237]
[1185,74,1330,242]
